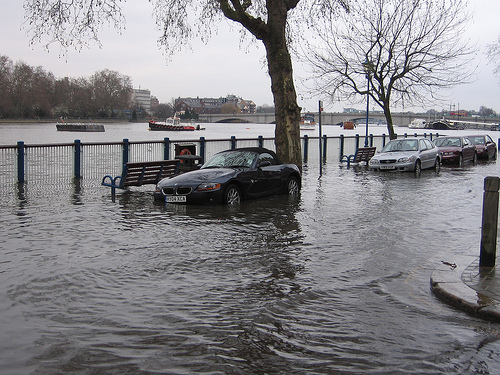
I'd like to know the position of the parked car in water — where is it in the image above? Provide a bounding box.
[467,134,497,160]
[368,138,441,174]
[154,147,301,205]
[432,136,477,165]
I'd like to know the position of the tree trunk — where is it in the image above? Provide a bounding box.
[262,4,302,168]
[382,104,396,140]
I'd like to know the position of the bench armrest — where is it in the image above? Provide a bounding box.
[101,175,122,188]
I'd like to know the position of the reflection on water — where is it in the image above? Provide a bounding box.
[1,159,500,374]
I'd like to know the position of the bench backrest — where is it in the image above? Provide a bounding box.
[354,147,376,162]
[121,160,180,187]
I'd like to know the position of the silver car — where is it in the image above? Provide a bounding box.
[369,138,441,174]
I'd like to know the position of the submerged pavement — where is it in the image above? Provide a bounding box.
[431,252,500,322]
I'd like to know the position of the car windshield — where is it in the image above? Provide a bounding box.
[382,139,418,152]
[202,150,257,169]
[434,137,461,147]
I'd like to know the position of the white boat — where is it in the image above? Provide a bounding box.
[409,119,427,129]
[300,112,316,130]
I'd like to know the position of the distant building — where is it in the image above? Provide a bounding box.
[175,95,256,115]
[150,96,159,113]
[133,89,152,114]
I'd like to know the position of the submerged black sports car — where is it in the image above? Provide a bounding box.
[154,147,301,205]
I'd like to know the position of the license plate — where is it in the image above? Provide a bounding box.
[380,165,396,170]
[166,195,187,203]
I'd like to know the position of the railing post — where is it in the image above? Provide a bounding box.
[122,138,129,166]
[258,135,263,148]
[199,137,206,164]
[355,134,360,150]
[163,137,170,160]
[339,134,344,160]
[303,134,309,163]
[74,139,82,178]
[322,134,327,161]
[480,176,500,267]
[369,134,373,147]
[17,141,25,184]
[231,136,236,149]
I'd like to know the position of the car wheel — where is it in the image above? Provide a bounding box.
[458,154,464,167]
[434,157,441,173]
[224,184,241,205]
[286,176,300,195]
[414,160,421,176]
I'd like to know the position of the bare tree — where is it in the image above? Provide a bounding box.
[89,69,133,117]
[23,0,348,166]
[0,56,14,117]
[487,35,500,80]
[302,0,475,139]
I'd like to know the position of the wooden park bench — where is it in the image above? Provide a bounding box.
[102,160,180,201]
[340,146,377,168]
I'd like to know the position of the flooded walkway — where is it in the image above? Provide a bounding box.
[1,157,500,374]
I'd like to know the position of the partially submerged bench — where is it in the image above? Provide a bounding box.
[102,160,180,201]
[340,147,376,168]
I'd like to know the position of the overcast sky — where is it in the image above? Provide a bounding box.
[1,0,499,113]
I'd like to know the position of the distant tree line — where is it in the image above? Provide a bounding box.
[0,55,133,119]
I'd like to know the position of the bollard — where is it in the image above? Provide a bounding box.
[480,176,500,267]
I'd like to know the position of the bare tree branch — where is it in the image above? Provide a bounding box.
[301,0,476,138]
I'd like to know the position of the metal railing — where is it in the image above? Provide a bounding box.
[1,132,447,190]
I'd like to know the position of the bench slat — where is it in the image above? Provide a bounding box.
[121,161,179,187]
[340,147,376,167]
[102,160,180,200]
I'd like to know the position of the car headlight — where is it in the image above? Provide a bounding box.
[197,182,222,191]
[370,159,380,164]
[398,157,412,163]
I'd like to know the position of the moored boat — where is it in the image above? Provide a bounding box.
[149,114,195,131]
[300,112,316,130]
[56,123,105,132]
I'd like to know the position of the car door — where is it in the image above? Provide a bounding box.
[418,139,432,169]
[486,135,496,158]
[252,152,282,196]
[462,137,475,161]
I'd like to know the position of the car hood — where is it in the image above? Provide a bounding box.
[160,168,238,186]
[372,151,417,160]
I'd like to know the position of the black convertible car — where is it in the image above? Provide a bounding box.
[154,147,301,205]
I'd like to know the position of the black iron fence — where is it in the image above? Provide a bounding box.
[0,132,447,190]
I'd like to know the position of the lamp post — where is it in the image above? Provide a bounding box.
[362,59,372,147]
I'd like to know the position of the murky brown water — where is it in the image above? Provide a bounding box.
[1,123,500,374]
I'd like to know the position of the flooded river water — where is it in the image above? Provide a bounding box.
[1,122,500,374]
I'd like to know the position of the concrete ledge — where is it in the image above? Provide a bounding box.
[430,255,500,322]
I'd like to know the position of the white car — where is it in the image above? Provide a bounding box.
[369,138,441,174]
